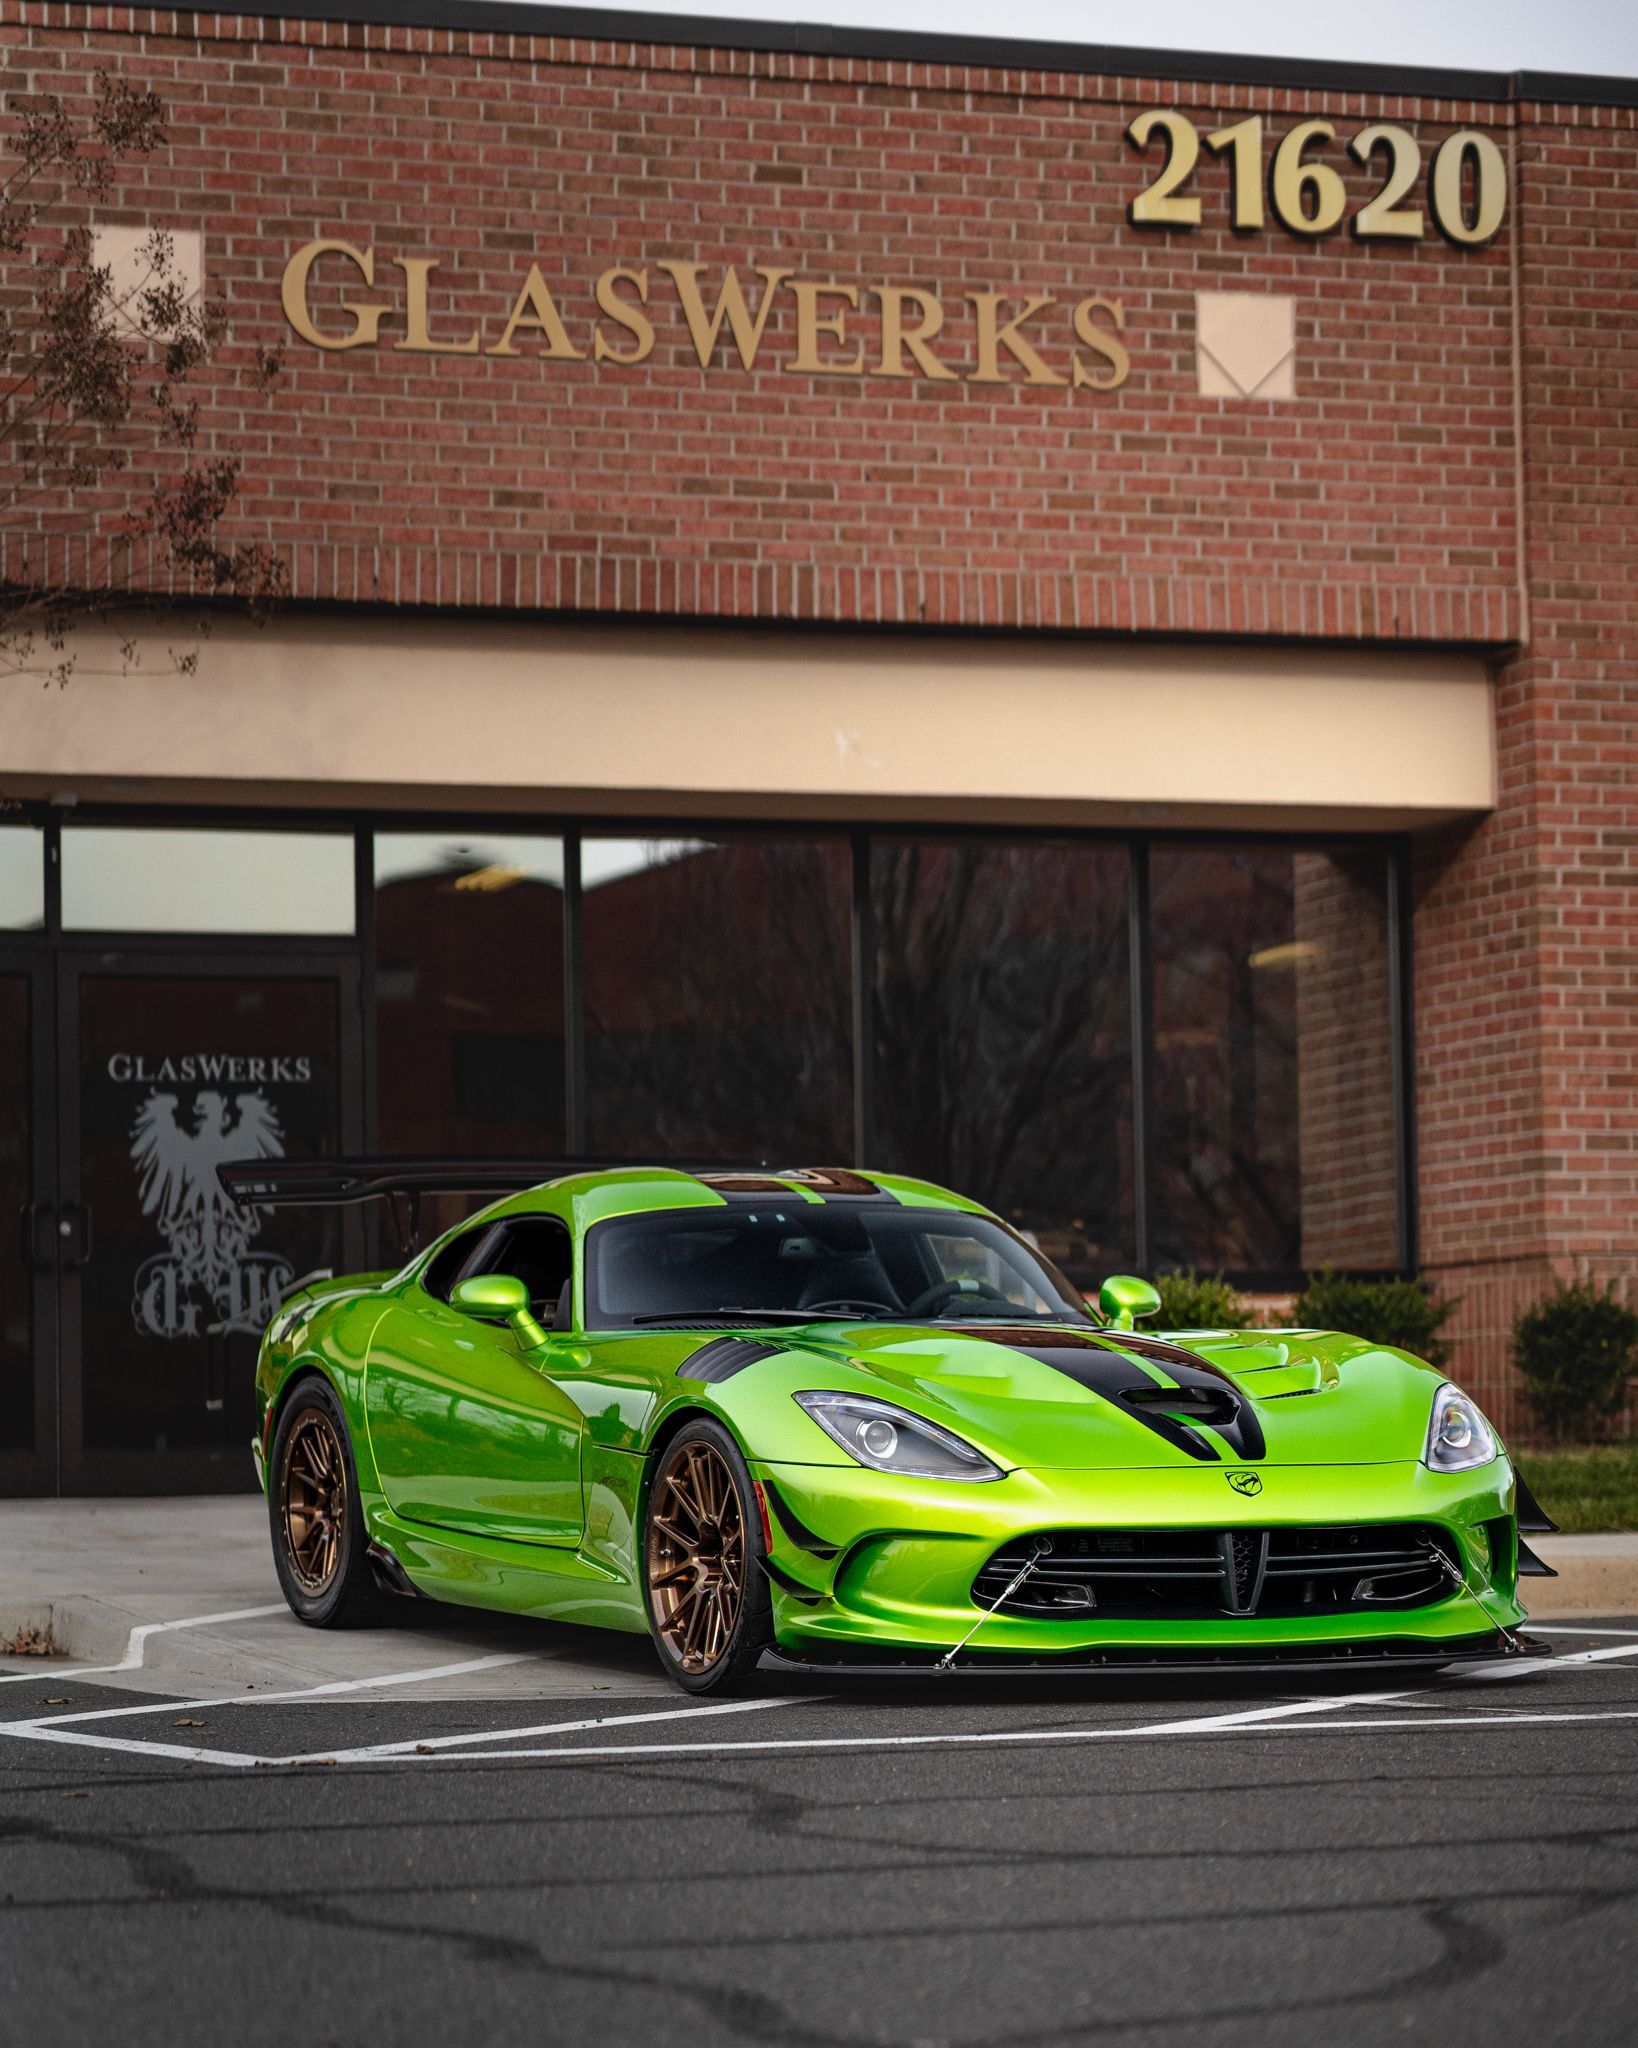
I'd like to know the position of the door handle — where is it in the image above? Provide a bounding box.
[20,1200,54,1269]
[60,1199,93,1270]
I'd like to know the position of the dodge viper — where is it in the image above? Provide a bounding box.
[221,1160,1553,1693]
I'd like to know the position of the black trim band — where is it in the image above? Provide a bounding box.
[120,4,1638,109]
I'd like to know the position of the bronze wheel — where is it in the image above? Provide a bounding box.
[646,1438,747,1677]
[279,1407,348,1595]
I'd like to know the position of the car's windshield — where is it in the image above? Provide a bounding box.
[583,1202,1092,1331]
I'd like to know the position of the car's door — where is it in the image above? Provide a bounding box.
[364,1216,584,1546]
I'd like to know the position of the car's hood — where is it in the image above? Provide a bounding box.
[788,1320,1449,1469]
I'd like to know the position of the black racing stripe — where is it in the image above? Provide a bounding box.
[1006,1343,1222,1462]
[1000,1338,1267,1464]
[677,1337,784,1384]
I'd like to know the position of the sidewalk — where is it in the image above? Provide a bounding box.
[0,1495,666,1700]
[1,1498,1631,1698]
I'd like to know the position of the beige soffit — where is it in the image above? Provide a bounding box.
[0,617,1496,831]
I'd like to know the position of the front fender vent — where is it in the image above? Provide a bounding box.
[677,1337,784,1384]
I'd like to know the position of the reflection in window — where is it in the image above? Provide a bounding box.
[0,976,31,1451]
[871,841,1133,1283]
[62,829,354,934]
[0,827,44,930]
[1150,844,1396,1274]
[374,836,565,1156]
[582,838,852,1160]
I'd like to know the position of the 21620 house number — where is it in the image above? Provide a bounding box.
[1126,111,1507,247]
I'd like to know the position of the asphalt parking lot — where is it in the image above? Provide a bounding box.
[3,1601,1636,2048]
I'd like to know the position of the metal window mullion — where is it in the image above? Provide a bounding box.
[1388,835,1419,1277]
[850,830,874,1169]
[1128,839,1155,1273]
[563,833,586,1153]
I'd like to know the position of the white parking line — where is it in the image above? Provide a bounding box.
[0,1603,286,1684]
[5,1652,533,1734]
[388,1703,1638,1765]
[296,1692,806,1765]
[4,1631,1635,1774]
[1531,1625,1638,1637]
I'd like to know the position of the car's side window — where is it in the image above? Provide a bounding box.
[419,1225,500,1304]
[471,1217,574,1325]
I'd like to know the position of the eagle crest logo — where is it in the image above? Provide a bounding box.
[129,1089,290,1341]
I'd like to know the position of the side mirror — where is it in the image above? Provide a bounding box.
[1098,1273,1161,1331]
[451,1273,548,1347]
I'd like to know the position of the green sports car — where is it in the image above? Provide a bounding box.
[222,1160,1552,1693]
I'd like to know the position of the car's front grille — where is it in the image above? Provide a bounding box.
[972,1523,1460,1620]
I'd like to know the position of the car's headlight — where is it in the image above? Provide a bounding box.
[793,1391,1003,1481]
[1423,1383,1498,1472]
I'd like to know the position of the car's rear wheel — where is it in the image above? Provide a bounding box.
[269,1378,388,1629]
[643,1420,774,1693]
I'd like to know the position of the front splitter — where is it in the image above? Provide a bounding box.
[759,1628,1550,1679]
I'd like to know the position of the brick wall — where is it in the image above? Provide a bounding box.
[3,4,1522,638]
[1415,98,1638,1433]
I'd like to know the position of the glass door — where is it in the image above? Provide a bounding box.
[55,952,363,1493]
[0,957,56,1494]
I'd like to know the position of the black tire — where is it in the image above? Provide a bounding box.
[268,1377,390,1629]
[642,1418,775,1694]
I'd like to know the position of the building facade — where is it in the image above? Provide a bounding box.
[0,1,1633,1492]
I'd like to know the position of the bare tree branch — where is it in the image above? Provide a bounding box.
[0,71,286,686]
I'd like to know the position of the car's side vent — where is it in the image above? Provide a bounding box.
[678,1337,785,1384]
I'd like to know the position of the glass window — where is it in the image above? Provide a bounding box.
[1150,843,1397,1274]
[0,826,44,930]
[582,1202,1090,1330]
[373,834,565,1157]
[0,976,32,1451]
[582,837,852,1161]
[871,840,1133,1284]
[62,828,354,935]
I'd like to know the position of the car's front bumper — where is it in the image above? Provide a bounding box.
[748,1454,1532,1662]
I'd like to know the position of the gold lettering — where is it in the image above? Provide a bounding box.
[486,265,586,359]
[1071,295,1130,391]
[872,285,957,381]
[787,281,863,376]
[966,293,1065,386]
[393,257,479,354]
[593,266,655,365]
[280,239,389,351]
[658,261,793,370]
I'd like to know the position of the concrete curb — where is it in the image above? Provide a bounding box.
[1520,1534,1638,1621]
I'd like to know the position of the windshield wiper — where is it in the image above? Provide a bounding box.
[933,1307,1090,1323]
[629,1306,852,1327]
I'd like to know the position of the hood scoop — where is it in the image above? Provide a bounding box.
[964,1328,1267,1465]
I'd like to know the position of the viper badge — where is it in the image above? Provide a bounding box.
[1226,1471,1263,1496]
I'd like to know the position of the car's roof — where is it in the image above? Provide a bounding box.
[464,1165,992,1235]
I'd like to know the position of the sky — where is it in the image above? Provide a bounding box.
[500,0,1638,79]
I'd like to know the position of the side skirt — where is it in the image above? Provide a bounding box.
[372,1508,650,1635]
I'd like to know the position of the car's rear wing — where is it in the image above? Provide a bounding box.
[216,1155,773,1256]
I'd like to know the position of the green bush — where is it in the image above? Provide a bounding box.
[1153,1268,1256,1330]
[1512,1276,1638,1441]
[1290,1270,1457,1369]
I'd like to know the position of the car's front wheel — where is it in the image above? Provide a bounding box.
[642,1420,774,1693]
[268,1377,388,1628]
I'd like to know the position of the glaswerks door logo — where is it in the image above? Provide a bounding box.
[129,1088,290,1339]
[1226,1471,1263,1496]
